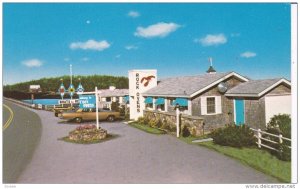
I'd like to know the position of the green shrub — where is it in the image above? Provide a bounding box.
[265,114,291,161]
[137,117,145,124]
[264,127,291,161]
[277,143,291,161]
[161,120,171,131]
[148,118,162,128]
[267,114,291,138]
[182,125,191,137]
[211,125,256,148]
[111,101,120,112]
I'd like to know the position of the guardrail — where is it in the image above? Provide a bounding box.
[250,128,291,151]
[4,97,74,111]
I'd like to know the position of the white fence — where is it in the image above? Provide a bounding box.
[250,128,291,152]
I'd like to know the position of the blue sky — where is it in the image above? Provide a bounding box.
[3,3,291,85]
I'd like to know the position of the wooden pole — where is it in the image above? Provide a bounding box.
[258,129,262,148]
[95,87,99,129]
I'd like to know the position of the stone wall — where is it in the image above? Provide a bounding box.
[144,110,205,136]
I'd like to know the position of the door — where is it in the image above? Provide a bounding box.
[235,99,245,125]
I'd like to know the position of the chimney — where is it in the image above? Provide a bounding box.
[206,57,216,74]
[109,86,116,91]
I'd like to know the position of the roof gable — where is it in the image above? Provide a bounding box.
[225,78,291,97]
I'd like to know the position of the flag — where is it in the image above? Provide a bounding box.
[77,83,84,95]
[58,83,65,99]
[68,84,75,97]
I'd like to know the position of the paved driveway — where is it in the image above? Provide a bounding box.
[17,107,277,184]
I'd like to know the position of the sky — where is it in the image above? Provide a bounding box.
[3,3,291,85]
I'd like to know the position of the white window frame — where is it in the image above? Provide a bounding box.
[201,96,222,115]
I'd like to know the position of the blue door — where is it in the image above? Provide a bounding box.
[235,99,245,126]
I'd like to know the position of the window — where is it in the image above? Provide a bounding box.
[200,96,222,115]
[157,104,165,111]
[169,99,175,106]
[146,103,153,109]
[106,97,111,102]
[207,97,216,114]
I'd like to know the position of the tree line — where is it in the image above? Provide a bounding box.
[3,75,129,93]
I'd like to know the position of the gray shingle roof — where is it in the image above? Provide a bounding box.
[225,78,285,96]
[98,89,128,97]
[143,72,233,97]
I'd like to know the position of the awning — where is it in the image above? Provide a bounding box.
[144,97,153,104]
[172,98,188,106]
[155,97,165,105]
[124,95,129,103]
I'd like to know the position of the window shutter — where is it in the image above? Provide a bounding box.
[216,96,222,114]
[201,97,207,115]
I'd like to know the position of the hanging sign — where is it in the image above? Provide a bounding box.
[79,95,96,109]
[77,83,84,95]
[59,83,65,99]
[68,84,75,97]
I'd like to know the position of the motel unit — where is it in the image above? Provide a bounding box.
[129,67,291,130]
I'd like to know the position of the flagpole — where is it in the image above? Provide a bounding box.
[70,64,73,100]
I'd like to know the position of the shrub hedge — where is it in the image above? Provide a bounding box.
[265,114,291,161]
[210,125,256,148]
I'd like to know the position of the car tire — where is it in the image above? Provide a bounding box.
[75,117,82,123]
[107,115,115,122]
[54,113,58,117]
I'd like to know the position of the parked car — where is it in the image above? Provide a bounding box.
[60,108,121,123]
[53,106,76,117]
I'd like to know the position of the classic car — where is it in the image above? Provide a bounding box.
[60,108,121,123]
[53,106,76,117]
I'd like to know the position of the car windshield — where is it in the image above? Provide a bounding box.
[65,108,78,113]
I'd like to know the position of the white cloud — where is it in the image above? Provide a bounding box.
[64,58,70,62]
[86,20,91,24]
[195,34,227,46]
[240,51,257,58]
[81,57,89,62]
[128,11,140,18]
[115,54,121,59]
[125,45,138,50]
[21,59,43,67]
[70,39,111,51]
[134,22,181,38]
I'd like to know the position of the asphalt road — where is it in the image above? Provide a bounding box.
[3,100,42,183]
[14,104,278,184]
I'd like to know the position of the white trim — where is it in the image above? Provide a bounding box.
[142,94,189,98]
[265,93,291,97]
[225,93,260,97]
[164,98,168,112]
[233,99,236,123]
[258,79,291,97]
[201,96,222,116]
[187,99,192,115]
[190,72,249,98]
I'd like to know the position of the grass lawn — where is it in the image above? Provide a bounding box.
[128,122,166,135]
[180,137,291,183]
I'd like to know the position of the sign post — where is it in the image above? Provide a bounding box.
[95,87,99,129]
[176,104,180,138]
[128,70,157,120]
